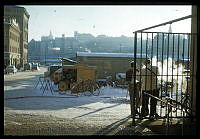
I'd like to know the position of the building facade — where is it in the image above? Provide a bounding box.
[4,17,21,68]
[28,39,41,63]
[4,5,30,68]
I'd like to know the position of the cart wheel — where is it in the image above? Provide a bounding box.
[84,91,93,96]
[54,75,61,84]
[58,81,68,92]
[71,83,78,94]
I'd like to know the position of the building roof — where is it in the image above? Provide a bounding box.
[61,58,77,63]
[4,5,30,18]
[41,59,62,62]
[4,5,23,8]
[77,52,148,58]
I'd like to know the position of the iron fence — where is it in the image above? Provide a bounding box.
[132,31,196,123]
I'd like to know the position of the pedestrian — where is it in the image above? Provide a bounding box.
[140,59,160,120]
[126,61,141,118]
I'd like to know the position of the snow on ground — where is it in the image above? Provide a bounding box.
[4,67,185,129]
[4,72,132,127]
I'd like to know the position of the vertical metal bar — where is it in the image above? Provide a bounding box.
[167,33,171,118]
[176,34,180,117]
[145,33,148,95]
[132,32,137,126]
[164,33,168,117]
[167,33,169,97]
[191,34,195,119]
[143,33,148,119]
[156,33,159,115]
[151,33,153,91]
[171,33,175,118]
[182,111,185,135]
[139,32,143,114]
[160,33,164,117]
[192,32,195,118]
[187,34,191,116]
[180,35,185,117]
[166,100,169,135]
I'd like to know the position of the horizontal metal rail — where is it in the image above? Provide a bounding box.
[134,31,197,35]
[133,15,192,33]
[143,92,178,109]
[142,92,189,135]
[165,97,194,112]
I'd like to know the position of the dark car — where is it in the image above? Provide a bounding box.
[5,65,17,74]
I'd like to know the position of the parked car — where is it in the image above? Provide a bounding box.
[24,63,32,71]
[32,63,40,70]
[5,65,17,74]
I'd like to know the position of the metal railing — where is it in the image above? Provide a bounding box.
[131,15,196,133]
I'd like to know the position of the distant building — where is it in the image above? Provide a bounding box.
[28,32,135,64]
[152,32,189,60]
[76,52,147,79]
[4,5,30,68]
[74,31,95,42]
[28,39,41,63]
[29,32,81,63]
[4,17,21,68]
[41,30,54,41]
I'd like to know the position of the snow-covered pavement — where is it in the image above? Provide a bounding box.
[4,67,133,134]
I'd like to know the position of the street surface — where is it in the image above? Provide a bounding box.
[4,66,196,135]
[4,67,136,135]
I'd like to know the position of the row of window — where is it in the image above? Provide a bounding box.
[11,46,19,54]
[8,31,20,43]
[4,31,29,43]
[4,31,20,43]
[4,45,19,54]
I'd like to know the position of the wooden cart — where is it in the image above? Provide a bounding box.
[53,64,100,95]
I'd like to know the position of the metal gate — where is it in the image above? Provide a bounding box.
[131,15,196,125]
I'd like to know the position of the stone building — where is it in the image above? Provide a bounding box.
[4,5,30,68]
[28,39,41,63]
[4,17,21,68]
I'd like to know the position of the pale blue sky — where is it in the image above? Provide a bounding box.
[20,5,192,42]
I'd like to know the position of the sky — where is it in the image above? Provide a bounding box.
[20,5,192,42]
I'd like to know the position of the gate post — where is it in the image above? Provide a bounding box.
[132,32,137,126]
[190,6,197,118]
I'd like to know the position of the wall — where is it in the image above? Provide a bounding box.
[77,56,145,80]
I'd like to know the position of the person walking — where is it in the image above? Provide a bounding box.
[126,61,141,119]
[140,59,160,120]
